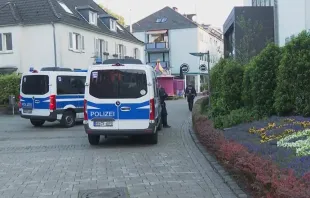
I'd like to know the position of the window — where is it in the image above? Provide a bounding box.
[156,17,167,23]
[134,48,140,59]
[58,1,73,14]
[21,75,49,95]
[110,19,116,31]
[57,76,86,95]
[69,32,84,52]
[95,39,109,60]
[89,69,147,99]
[116,44,126,58]
[0,33,13,52]
[89,11,97,25]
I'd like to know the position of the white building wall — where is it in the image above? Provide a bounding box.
[169,28,199,75]
[132,32,145,42]
[0,23,144,73]
[277,0,308,46]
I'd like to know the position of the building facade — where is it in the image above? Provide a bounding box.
[0,0,144,73]
[244,0,310,47]
[131,6,223,92]
[223,7,274,62]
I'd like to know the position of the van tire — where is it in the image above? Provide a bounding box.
[88,135,100,145]
[149,132,158,144]
[60,111,76,128]
[157,118,163,131]
[30,119,45,127]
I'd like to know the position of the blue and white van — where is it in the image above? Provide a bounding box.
[19,70,87,127]
[83,59,162,145]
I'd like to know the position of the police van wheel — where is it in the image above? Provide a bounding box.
[149,132,158,144]
[61,111,76,128]
[88,135,100,145]
[30,119,45,127]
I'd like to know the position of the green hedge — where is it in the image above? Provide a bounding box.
[274,31,310,116]
[251,43,281,116]
[0,74,21,105]
[202,30,310,128]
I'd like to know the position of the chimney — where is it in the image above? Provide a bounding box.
[172,7,178,12]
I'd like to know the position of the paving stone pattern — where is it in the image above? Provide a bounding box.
[0,99,239,198]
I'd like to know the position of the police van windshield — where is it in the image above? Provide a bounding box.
[89,69,147,99]
[21,75,49,95]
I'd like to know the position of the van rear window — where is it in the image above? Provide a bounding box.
[22,75,49,95]
[89,69,147,99]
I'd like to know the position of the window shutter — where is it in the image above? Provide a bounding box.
[94,38,99,56]
[124,46,126,56]
[69,32,73,49]
[115,43,118,54]
[81,36,85,51]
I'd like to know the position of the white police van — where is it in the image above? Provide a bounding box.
[19,68,87,127]
[83,59,162,145]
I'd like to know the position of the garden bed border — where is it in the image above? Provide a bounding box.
[190,99,247,198]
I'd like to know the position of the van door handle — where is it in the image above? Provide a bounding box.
[120,107,131,111]
[34,100,40,103]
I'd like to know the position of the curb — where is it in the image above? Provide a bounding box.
[188,125,248,198]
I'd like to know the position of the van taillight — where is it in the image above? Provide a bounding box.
[84,99,88,120]
[49,95,56,110]
[149,98,155,121]
[18,95,22,108]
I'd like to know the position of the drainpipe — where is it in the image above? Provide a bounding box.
[52,22,57,67]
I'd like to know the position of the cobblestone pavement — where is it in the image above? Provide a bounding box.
[0,99,237,198]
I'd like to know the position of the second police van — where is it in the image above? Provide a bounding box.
[19,67,87,127]
[83,59,162,145]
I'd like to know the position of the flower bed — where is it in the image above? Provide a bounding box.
[193,98,310,198]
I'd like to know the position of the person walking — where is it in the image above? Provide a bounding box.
[159,86,171,128]
[185,83,197,111]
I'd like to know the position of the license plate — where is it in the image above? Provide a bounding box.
[23,109,32,114]
[94,121,113,127]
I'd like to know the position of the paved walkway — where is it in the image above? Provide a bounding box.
[0,99,236,198]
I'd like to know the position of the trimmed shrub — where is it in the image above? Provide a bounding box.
[275,31,310,116]
[242,59,255,108]
[0,73,21,105]
[251,43,281,116]
[221,60,244,111]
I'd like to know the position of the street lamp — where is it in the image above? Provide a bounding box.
[189,51,211,107]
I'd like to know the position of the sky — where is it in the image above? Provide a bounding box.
[95,0,244,29]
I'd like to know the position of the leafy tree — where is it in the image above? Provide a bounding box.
[234,15,263,65]
[98,4,125,26]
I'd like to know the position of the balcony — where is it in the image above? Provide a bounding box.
[147,61,170,69]
[146,42,169,52]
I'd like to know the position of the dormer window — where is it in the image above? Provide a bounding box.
[110,19,116,31]
[89,11,97,25]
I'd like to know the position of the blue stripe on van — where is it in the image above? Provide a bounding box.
[21,96,49,109]
[86,100,150,120]
[21,95,84,110]
[56,95,83,109]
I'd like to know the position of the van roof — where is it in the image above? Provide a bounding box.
[101,59,143,65]
[23,71,87,76]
